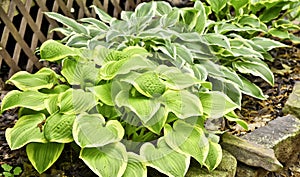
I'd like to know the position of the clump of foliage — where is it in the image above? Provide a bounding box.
[1,0,296,176]
[0,164,22,177]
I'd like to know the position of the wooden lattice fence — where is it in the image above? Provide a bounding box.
[0,0,142,79]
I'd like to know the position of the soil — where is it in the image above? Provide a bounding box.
[0,47,299,177]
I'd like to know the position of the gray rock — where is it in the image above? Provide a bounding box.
[185,150,237,177]
[220,133,283,172]
[242,114,300,166]
[283,82,300,118]
[236,164,268,177]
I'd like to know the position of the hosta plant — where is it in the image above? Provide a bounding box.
[1,1,291,176]
[2,39,229,176]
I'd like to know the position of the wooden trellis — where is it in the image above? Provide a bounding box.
[0,0,142,78]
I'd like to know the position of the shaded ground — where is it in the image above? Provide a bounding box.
[0,47,299,176]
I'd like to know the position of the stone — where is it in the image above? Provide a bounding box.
[236,164,268,177]
[220,133,283,171]
[185,150,237,177]
[242,114,300,166]
[283,82,300,118]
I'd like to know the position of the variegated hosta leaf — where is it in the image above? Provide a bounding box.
[164,120,209,166]
[209,76,242,107]
[39,40,79,61]
[73,113,124,148]
[140,137,190,177]
[100,55,156,80]
[58,89,97,115]
[88,83,114,106]
[157,65,198,90]
[143,107,167,135]
[115,90,161,123]
[233,61,274,86]
[206,0,227,13]
[44,94,59,114]
[199,91,239,119]
[61,59,100,86]
[161,90,203,119]
[122,152,147,177]
[251,37,288,51]
[6,68,59,91]
[239,75,267,100]
[26,142,64,174]
[204,140,223,171]
[44,113,75,143]
[91,5,113,23]
[80,142,128,177]
[5,113,47,150]
[1,90,48,113]
[225,111,248,130]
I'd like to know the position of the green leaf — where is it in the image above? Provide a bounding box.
[207,0,227,13]
[65,34,89,47]
[268,28,290,39]
[140,138,190,177]
[230,0,249,13]
[131,71,166,98]
[73,113,124,148]
[39,40,79,61]
[175,44,194,64]
[143,107,167,135]
[2,172,13,177]
[155,1,172,15]
[100,56,156,80]
[44,94,59,114]
[58,89,97,115]
[80,143,127,177]
[193,1,207,34]
[239,75,266,100]
[238,14,260,28]
[5,113,47,150]
[26,142,64,174]
[199,91,239,118]
[161,90,203,119]
[91,5,113,23]
[1,164,13,172]
[122,152,147,177]
[157,65,198,90]
[45,12,88,34]
[88,83,114,106]
[233,61,274,86]
[192,64,208,81]
[115,90,160,123]
[224,111,248,130]
[259,4,283,23]
[209,76,242,106]
[164,120,209,166]
[61,59,99,86]
[230,46,264,59]
[79,18,109,31]
[135,1,156,18]
[6,68,58,91]
[203,33,231,49]
[122,46,150,58]
[204,140,222,171]
[251,37,288,51]
[13,167,22,175]
[44,113,75,143]
[160,9,179,28]
[1,90,48,113]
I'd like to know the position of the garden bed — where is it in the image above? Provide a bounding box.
[1,1,300,177]
[0,46,299,177]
